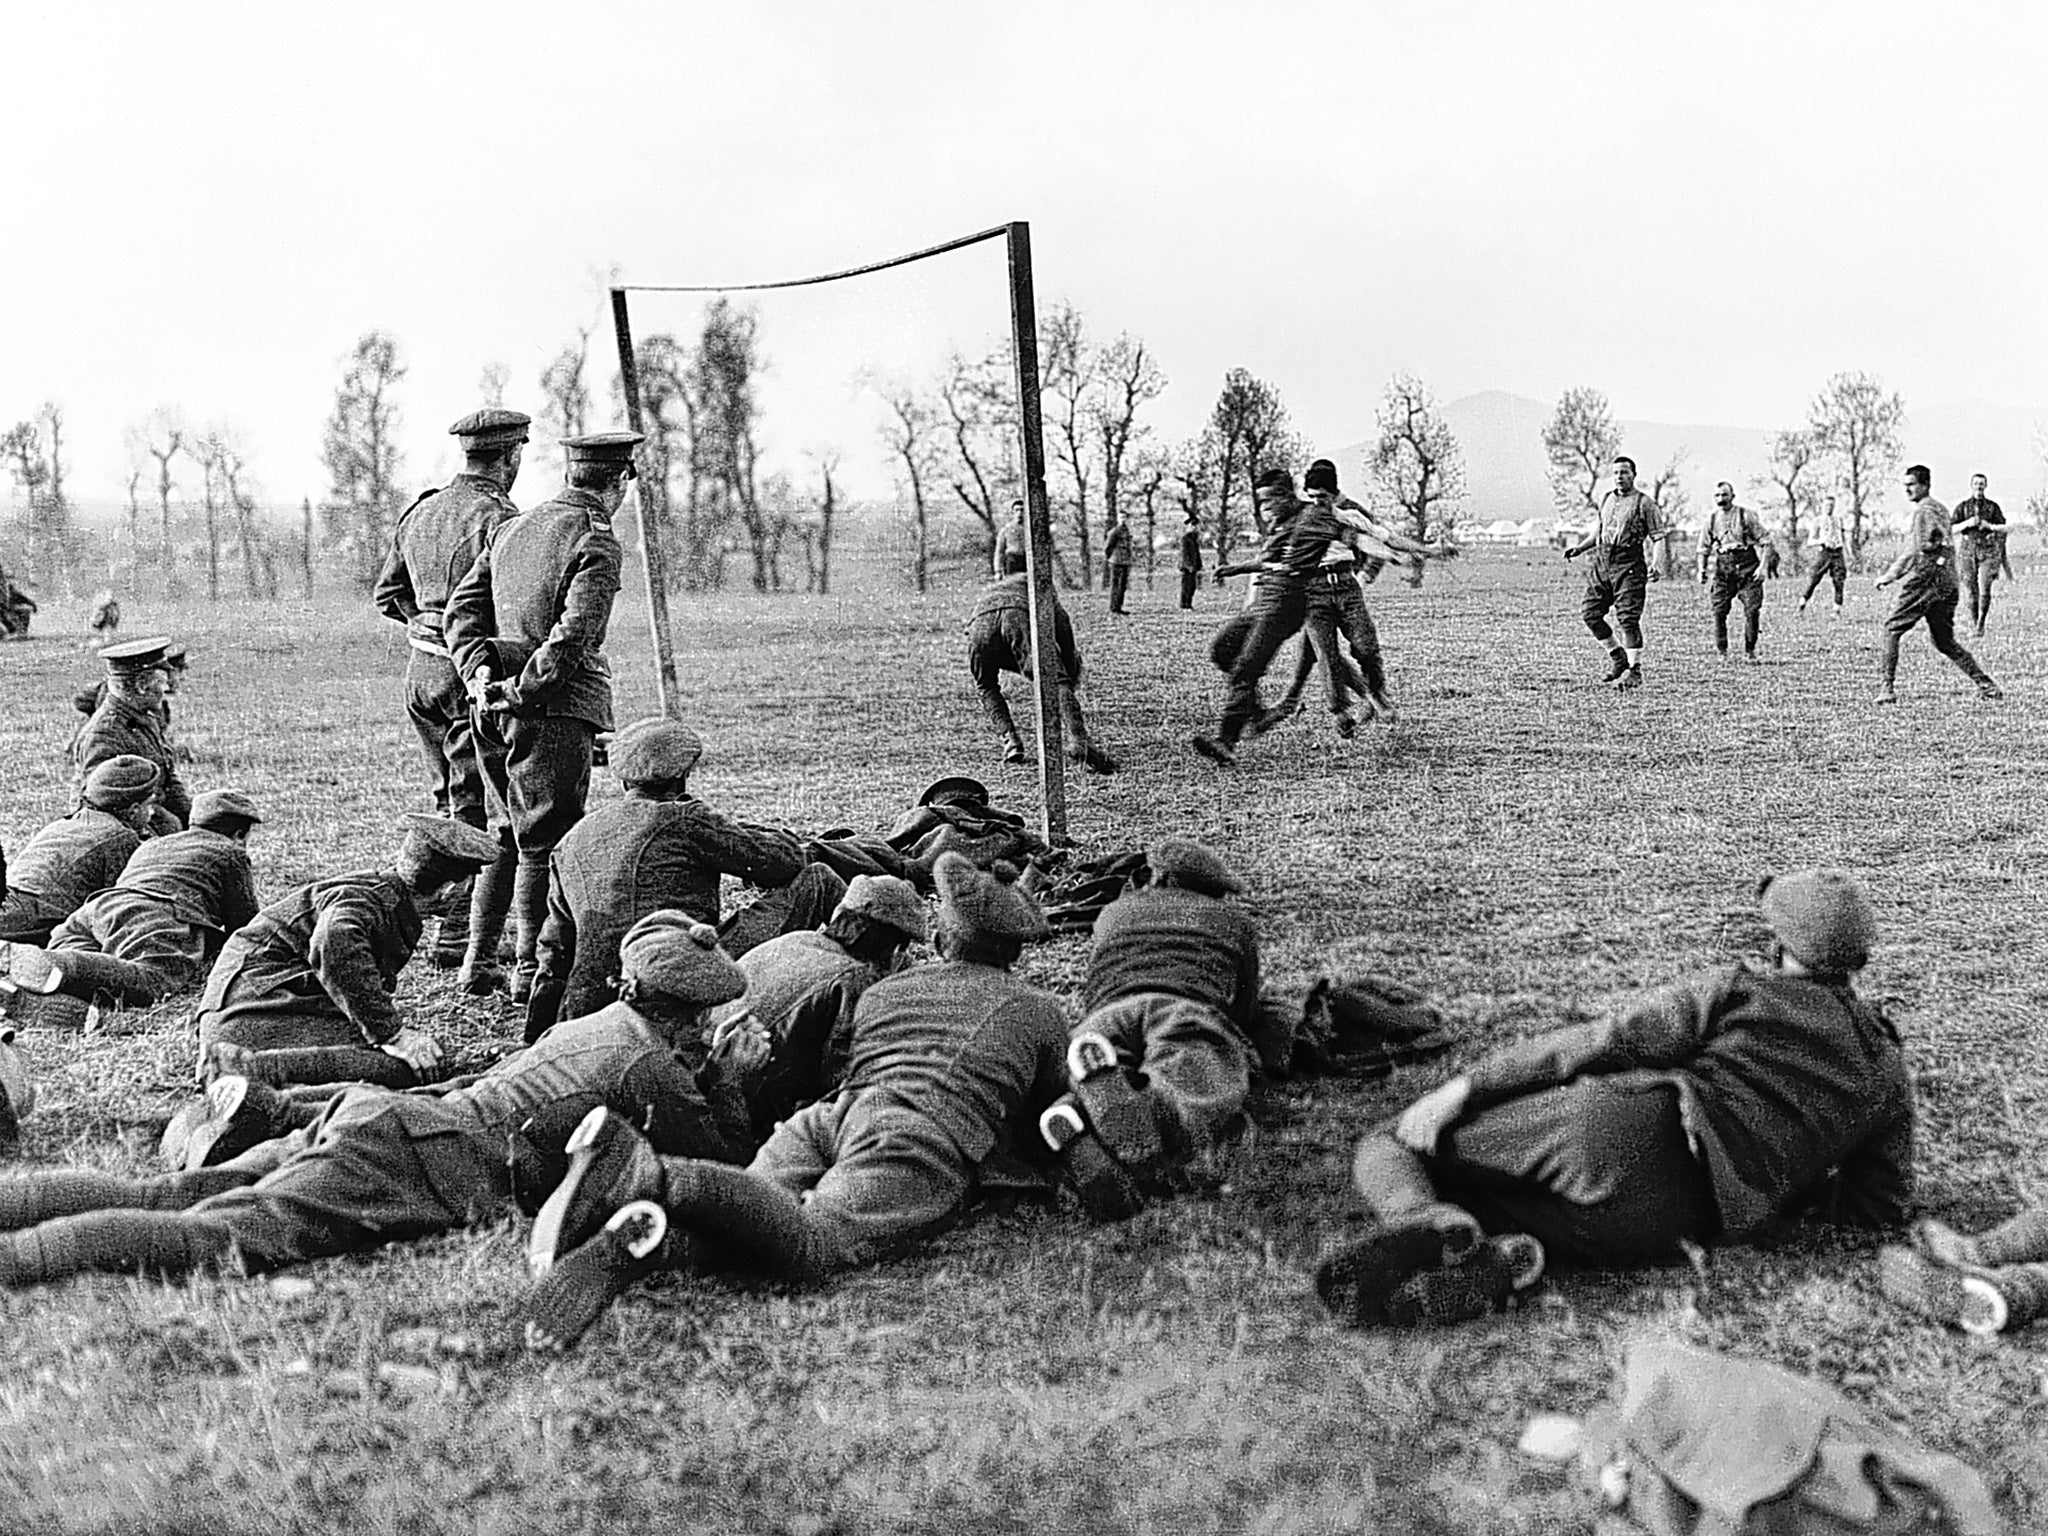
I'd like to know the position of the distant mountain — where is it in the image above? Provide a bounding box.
[1337,390,2048,533]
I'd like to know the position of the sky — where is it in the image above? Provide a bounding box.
[3,0,2045,513]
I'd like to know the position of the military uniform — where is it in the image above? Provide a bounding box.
[193,871,427,1089]
[1882,496,1996,697]
[993,511,1027,577]
[1103,522,1133,614]
[374,469,522,827]
[0,809,143,944]
[73,696,189,833]
[45,827,259,1007]
[1177,521,1203,610]
[528,796,840,1038]
[965,572,1104,765]
[1699,501,1771,656]
[0,1002,753,1285]
[445,433,633,993]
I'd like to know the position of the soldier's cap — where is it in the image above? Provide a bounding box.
[191,789,263,830]
[918,774,989,809]
[449,407,531,448]
[1303,459,1340,494]
[82,754,163,810]
[611,716,703,783]
[834,875,928,942]
[162,643,188,669]
[562,431,645,471]
[933,852,1049,942]
[1757,867,1875,974]
[1147,837,1244,897]
[618,910,747,1006]
[400,813,500,867]
[100,635,172,674]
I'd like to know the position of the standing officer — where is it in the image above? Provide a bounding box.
[1874,465,2001,705]
[73,638,192,833]
[1562,455,1664,692]
[1697,481,1774,660]
[1103,513,1133,616]
[1951,473,2009,637]
[445,431,637,1000]
[373,407,529,972]
[1177,513,1203,610]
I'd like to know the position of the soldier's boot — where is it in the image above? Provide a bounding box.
[1057,687,1119,775]
[1065,1032,1171,1175]
[0,976,90,1033]
[1002,732,1028,765]
[519,1200,681,1353]
[431,877,474,971]
[1916,1206,2048,1269]
[159,1075,295,1172]
[0,943,63,995]
[1878,1244,2039,1335]
[41,949,163,1008]
[1598,648,1629,683]
[0,1211,238,1286]
[527,1106,671,1278]
[509,854,551,1004]
[459,837,518,996]
[1039,1098,1144,1222]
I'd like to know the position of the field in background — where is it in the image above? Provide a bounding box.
[1,549,2044,1534]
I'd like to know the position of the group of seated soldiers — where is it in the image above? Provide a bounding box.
[0,638,2040,1350]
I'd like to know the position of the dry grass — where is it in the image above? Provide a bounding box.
[0,535,2043,1534]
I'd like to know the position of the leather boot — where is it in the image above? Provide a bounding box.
[510,854,551,1004]
[460,835,517,995]
[431,876,473,970]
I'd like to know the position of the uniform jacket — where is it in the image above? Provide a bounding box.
[195,869,419,1046]
[534,795,809,1023]
[707,928,883,1140]
[1902,497,1957,594]
[1463,963,1914,1237]
[1103,524,1133,567]
[968,573,1083,682]
[444,486,622,729]
[107,828,258,935]
[73,695,191,827]
[2,808,141,910]
[1084,886,1262,1037]
[838,958,1069,1166]
[373,474,521,648]
[1178,526,1203,572]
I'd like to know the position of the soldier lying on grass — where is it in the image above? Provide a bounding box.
[1316,868,1915,1326]
[1038,837,1261,1219]
[194,814,503,1090]
[514,851,1068,1351]
[2,790,263,1028]
[0,913,764,1286]
[0,756,162,944]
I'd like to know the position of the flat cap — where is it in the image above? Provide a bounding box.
[562,430,645,466]
[611,716,703,783]
[618,910,747,1006]
[82,754,163,810]
[919,774,990,809]
[449,407,531,447]
[933,852,1048,943]
[401,812,500,866]
[1757,867,1876,974]
[191,788,263,829]
[835,874,928,941]
[1148,837,1245,896]
[100,635,172,674]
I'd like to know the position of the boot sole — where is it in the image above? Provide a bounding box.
[1878,1246,2007,1334]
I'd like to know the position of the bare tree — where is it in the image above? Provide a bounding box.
[122,467,144,586]
[1541,387,1621,520]
[874,378,941,593]
[1205,369,1300,560]
[2,405,79,593]
[1038,301,1100,586]
[691,300,784,593]
[193,425,272,599]
[1128,443,1169,589]
[1807,371,1905,558]
[936,346,1018,560]
[1754,428,1822,565]
[1092,332,1166,547]
[131,409,187,591]
[807,451,841,595]
[477,361,511,409]
[538,328,593,444]
[1647,448,1690,578]
[193,428,229,601]
[320,331,408,592]
[1367,372,1467,585]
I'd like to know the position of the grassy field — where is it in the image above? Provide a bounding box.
[1,540,2043,1535]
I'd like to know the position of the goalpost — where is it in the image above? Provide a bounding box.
[607,221,1071,841]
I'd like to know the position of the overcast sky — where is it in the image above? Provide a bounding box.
[3,0,2044,508]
